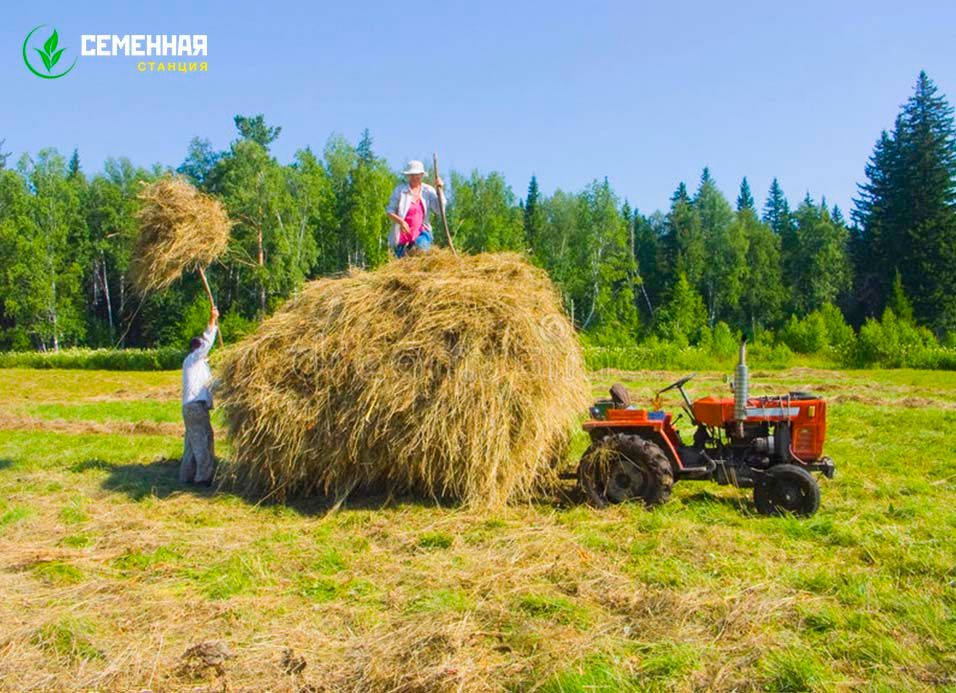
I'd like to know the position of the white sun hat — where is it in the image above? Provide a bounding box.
[402,160,428,176]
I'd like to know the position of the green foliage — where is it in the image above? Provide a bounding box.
[0,347,184,370]
[580,179,640,340]
[233,114,282,149]
[736,176,755,212]
[663,182,705,288]
[695,168,744,325]
[848,308,956,368]
[789,198,851,314]
[0,88,954,368]
[854,72,956,333]
[523,174,544,252]
[583,337,797,371]
[778,304,855,355]
[654,274,707,346]
[779,313,828,354]
[738,207,785,333]
[218,310,255,343]
[887,270,915,323]
[762,177,793,235]
[449,169,524,252]
[0,153,87,350]
[699,321,740,359]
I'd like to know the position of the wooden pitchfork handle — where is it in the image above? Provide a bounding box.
[198,266,225,348]
[433,153,457,255]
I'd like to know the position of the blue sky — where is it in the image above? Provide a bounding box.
[3,1,955,215]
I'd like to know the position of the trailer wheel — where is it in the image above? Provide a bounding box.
[578,433,673,508]
[753,464,820,516]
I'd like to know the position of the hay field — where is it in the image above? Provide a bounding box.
[0,367,953,691]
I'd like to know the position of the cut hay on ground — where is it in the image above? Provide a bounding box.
[131,177,231,295]
[217,250,590,506]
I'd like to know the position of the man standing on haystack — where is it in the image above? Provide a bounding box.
[386,160,446,258]
[180,304,219,486]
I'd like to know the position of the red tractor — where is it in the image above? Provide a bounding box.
[577,342,835,516]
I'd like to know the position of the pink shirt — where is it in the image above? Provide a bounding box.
[400,198,425,245]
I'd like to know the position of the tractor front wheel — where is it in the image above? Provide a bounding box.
[753,464,820,516]
[578,433,674,508]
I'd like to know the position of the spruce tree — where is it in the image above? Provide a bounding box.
[523,175,544,252]
[736,177,755,212]
[67,150,81,180]
[663,182,705,290]
[762,178,792,235]
[887,270,915,323]
[233,114,282,150]
[632,210,662,320]
[897,72,956,332]
[853,72,956,331]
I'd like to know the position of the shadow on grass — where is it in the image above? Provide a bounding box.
[0,459,12,472]
[679,488,757,516]
[84,456,473,515]
[80,456,756,518]
[79,458,219,501]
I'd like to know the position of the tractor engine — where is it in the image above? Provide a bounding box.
[690,342,834,484]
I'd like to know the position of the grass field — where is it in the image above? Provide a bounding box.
[0,367,954,691]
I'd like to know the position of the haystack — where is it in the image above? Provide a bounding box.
[131,177,231,295]
[216,250,590,506]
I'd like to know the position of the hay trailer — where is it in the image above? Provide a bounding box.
[576,342,835,516]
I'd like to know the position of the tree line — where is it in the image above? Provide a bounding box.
[0,72,954,355]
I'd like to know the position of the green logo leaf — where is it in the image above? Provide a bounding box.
[51,48,64,67]
[35,47,52,72]
[44,30,58,56]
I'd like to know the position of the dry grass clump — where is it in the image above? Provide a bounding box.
[131,177,231,295]
[216,250,590,505]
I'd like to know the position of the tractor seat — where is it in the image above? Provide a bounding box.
[609,383,631,407]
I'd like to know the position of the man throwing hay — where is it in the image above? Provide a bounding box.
[180,304,219,486]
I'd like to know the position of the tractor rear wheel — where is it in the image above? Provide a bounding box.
[578,433,674,508]
[753,464,820,516]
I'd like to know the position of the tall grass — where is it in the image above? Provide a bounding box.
[0,347,185,371]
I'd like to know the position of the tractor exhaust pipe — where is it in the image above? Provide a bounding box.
[733,340,749,438]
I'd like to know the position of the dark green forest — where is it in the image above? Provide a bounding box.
[1,72,955,368]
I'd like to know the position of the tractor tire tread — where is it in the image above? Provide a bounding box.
[753,463,820,516]
[579,433,674,508]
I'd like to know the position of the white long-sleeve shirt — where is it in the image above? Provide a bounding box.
[182,325,217,406]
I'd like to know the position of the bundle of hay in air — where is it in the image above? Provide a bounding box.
[131,177,231,295]
[217,250,590,506]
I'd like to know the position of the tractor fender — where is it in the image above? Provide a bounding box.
[588,425,683,473]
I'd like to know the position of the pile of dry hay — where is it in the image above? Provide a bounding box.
[217,250,590,506]
[131,177,231,295]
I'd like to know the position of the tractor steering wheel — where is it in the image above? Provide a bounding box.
[658,373,696,394]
